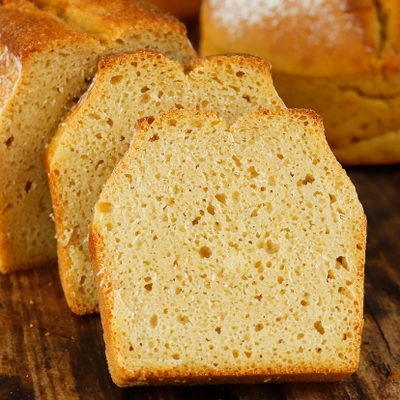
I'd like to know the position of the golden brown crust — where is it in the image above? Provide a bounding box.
[0,0,96,61]
[30,0,197,62]
[200,0,400,77]
[90,108,365,386]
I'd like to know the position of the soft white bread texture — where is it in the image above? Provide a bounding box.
[200,0,400,164]
[0,0,195,273]
[0,0,100,272]
[46,50,284,314]
[90,108,366,387]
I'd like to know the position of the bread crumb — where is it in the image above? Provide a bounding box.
[29,324,33,328]
[45,332,51,337]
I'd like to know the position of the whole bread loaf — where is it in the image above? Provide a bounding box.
[46,50,284,314]
[89,108,366,387]
[200,0,400,165]
[0,0,195,273]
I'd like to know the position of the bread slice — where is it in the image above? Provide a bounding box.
[46,50,284,314]
[89,108,366,387]
[0,0,101,273]
[0,0,195,273]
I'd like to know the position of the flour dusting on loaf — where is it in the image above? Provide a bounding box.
[208,0,357,44]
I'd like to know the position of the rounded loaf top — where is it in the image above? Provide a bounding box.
[201,0,400,77]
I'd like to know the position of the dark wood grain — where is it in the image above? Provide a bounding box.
[1,166,400,400]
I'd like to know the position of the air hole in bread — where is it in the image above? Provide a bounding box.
[25,181,32,193]
[297,174,315,186]
[215,193,227,205]
[97,202,114,213]
[198,246,212,259]
[5,136,14,148]
[110,75,123,85]
[144,283,153,291]
[336,256,349,270]
[232,155,242,167]
[314,321,325,335]
[149,134,159,142]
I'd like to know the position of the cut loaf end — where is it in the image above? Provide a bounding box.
[90,108,365,386]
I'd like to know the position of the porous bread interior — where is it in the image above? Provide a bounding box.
[0,44,99,272]
[91,109,365,385]
[47,51,284,313]
[0,0,196,273]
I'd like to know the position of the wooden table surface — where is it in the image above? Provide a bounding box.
[0,165,399,400]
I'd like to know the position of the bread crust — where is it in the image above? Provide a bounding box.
[90,108,365,387]
[0,0,96,61]
[30,0,196,64]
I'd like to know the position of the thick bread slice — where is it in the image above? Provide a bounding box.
[30,0,196,64]
[46,50,284,314]
[89,108,366,387]
[0,0,101,273]
[0,0,195,273]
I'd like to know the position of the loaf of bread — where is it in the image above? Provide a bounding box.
[46,50,284,314]
[200,0,400,165]
[29,0,196,63]
[0,0,195,273]
[89,108,366,386]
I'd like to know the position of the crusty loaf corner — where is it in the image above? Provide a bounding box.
[90,108,365,386]
[30,0,196,65]
[46,50,284,314]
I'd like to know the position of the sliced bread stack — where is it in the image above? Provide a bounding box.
[0,0,195,273]
[46,50,284,314]
[89,108,366,386]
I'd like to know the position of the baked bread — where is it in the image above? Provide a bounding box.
[89,108,366,386]
[46,50,284,314]
[200,0,400,165]
[33,0,202,23]
[29,0,196,64]
[0,0,195,273]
